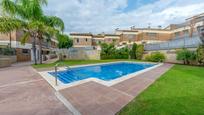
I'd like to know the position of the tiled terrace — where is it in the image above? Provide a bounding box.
[0,66,72,115]
[0,63,173,115]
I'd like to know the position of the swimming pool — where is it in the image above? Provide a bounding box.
[49,62,155,84]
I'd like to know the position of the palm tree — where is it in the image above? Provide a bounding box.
[56,33,73,49]
[0,0,65,64]
[36,16,65,64]
[0,0,47,64]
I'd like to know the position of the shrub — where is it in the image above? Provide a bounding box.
[196,45,204,65]
[100,43,144,60]
[0,48,15,55]
[145,52,166,62]
[176,48,196,65]
[100,43,129,59]
[144,55,151,61]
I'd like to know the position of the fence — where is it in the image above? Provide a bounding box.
[144,36,202,51]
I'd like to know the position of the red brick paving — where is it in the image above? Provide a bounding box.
[0,63,173,115]
[0,66,72,115]
[60,81,133,115]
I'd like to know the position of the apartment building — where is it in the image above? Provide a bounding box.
[165,13,204,38]
[116,12,204,45]
[70,33,120,48]
[70,12,204,48]
[115,28,172,45]
[0,30,58,62]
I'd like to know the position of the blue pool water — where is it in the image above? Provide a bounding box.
[49,62,155,84]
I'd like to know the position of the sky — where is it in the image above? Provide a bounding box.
[43,0,204,34]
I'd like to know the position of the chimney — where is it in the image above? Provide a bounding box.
[148,23,151,29]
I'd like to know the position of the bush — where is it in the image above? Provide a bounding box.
[145,52,166,62]
[100,43,116,59]
[100,43,129,59]
[0,48,16,55]
[196,45,204,65]
[144,55,151,61]
[114,47,129,59]
[176,48,196,65]
[100,43,144,60]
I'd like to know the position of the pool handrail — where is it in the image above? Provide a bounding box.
[54,62,70,86]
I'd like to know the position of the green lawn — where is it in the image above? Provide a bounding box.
[32,59,142,68]
[118,65,204,115]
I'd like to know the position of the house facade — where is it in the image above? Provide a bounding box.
[0,30,58,62]
[115,29,172,45]
[70,33,120,48]
[116,13,204,44]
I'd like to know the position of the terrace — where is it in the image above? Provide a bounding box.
[1,0,204,115]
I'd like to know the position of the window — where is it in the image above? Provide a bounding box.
[85,38,88,42]
[146,32,157,39]
[174,32,180,38]
[183,30,189,36]
[22,49,29,54]
[147,33,157,37]
[76,38,79,43]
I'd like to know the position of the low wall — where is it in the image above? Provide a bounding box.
[0,58,11,68]
[56,48,101,60]
[144,48,197,64]
[0,55,17,63]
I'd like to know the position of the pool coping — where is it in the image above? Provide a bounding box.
[38,61,163,91]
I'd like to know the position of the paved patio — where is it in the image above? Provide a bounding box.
[0,66,72,115]
[0,63,173,115]
[58,63,173,115]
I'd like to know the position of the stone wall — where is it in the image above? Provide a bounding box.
[143,48,197,63]
[56,48,100,60]
[0,58,11,68]
[0,55,17,63]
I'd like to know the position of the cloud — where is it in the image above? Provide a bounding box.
[44,0,204,34]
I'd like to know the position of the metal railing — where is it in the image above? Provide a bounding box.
[144,36,202,51]
[54,62,70,86]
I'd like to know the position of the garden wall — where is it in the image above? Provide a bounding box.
[56,47,100,60]
[0,55,17,63]
[144,48,197,63]
[0,58,11,68]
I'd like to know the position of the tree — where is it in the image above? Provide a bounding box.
[0,0,48,64]
[57,33,73,49]
[0,0,65,64]
[189,18,196,38]
[136,44,144,60]
[130,43,137,59]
